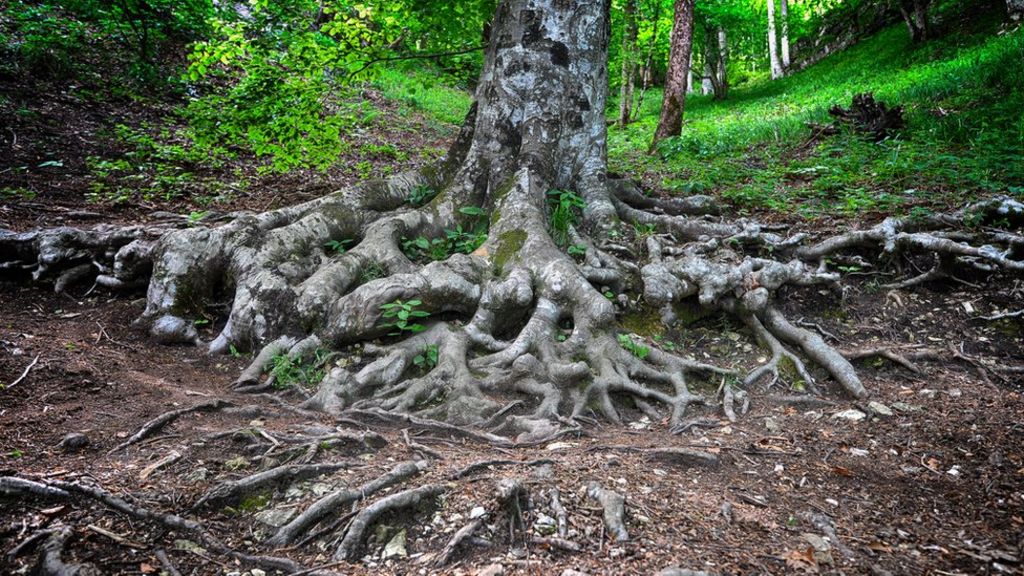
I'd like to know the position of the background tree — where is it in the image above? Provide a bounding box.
[897,0,931,42]
[618,0,640,126]
[766,0,784,78]
[651,0,696,150]
[780,0,790,68]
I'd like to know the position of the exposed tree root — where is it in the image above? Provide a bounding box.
[0,476,307,574]
[450,458,555,480]
[195,462,353,509]
[35,527,99,576]
[333,483,448,561]
[587,482,629,542]
[267,460,428,548]
[108,400,233,454]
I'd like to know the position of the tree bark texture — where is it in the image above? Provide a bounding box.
[780,0,790,69]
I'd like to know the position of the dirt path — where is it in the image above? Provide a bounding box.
[1,277,1022,575]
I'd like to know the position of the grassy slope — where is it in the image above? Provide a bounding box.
[608,17,1024,221]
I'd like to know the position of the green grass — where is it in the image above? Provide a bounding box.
[374,66,474,127]
[609,18,1024,220]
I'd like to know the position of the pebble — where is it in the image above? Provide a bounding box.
[57,432,89,452]
[867,401,893,417]
[764,417,782,434]
[470,506,487,519]
[832,409,866,421]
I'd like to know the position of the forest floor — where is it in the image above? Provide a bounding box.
[2,141,1024,574]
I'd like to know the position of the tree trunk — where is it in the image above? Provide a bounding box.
[898,0,931,43]
[650,0,695,151]
[780,0,790,69]
[701,53,714,95]
[618,0,639,127]
[767,0,783,79]
[715,27,729,99]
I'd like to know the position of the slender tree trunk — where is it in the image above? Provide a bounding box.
[898,0,930,43]
[780,0,790,69]
[650,0,695,151]
[618,0,639,127]
[715,26,728,99]
[701,37,714,96]
[766,0,783,79]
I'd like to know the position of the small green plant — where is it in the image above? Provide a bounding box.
[379,299,430,335]
[266,349,328,390]
[229,344,242,358]
[408,185,438,206]
[360,262,387,284]
[413,344,439,371]
[617,333,650,360]
[8,449,24,459]
[633,222,656,238]
[567,244,587,258]
[324,239,354,254]
[187,211,208,226]
[194,318,210,326]
[546,189,585,247]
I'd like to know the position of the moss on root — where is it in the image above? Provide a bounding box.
[493,229,527,273]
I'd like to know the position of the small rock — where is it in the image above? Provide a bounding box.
[250,570,266,576]
[184,467,209,483]
[802,533,834,565]
[545,441,575,451]
[946,465,961,476]
[832,409,866,421]
[892,402,921,413]
[254,507,297,528]
[475,564,504,576]
[946,388,962,398]
[764,417,782,434]
[173,539,207,555]
[918,389,937,399]
[57,433,89,453]
[867,401,893,417]
[470,506,487,519]
[560,570,590,576]
[533,513,557,535]
[657,569,716,576]
[848,448,869,457]
[825,498,839,507]
[382,529,407,559]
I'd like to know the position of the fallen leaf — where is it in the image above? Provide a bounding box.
[140,562,157,574]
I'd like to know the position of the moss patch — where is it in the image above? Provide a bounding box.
[493,229,527,271]
[621,307,665,339]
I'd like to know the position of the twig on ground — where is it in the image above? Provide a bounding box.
[5,354,40,389]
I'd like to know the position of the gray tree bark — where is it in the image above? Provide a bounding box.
[767,0,783,79]
[780,0,790,69]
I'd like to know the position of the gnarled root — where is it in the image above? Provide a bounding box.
[333,483,448,561]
